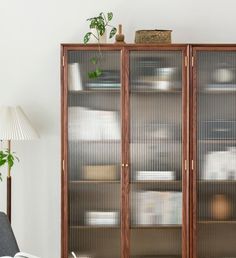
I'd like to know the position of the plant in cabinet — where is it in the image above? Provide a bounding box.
[0,149,19,181]
[83,12,117,79]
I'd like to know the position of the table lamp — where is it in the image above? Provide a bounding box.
[0,106,39,222]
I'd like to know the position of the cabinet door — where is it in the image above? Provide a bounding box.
[129,49,187,258]
[193,49,236,258]
[66,50,121,258]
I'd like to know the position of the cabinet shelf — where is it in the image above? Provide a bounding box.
[131,89,182,94]
[70,180,120,184]
[199,220,236,224]
[70,225,120,229]
[69,89,120,94]
[131,225,182,229]
[199,139,236,144]
[199,180,236,184]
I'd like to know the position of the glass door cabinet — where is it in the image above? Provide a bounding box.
[61,44,190,258]
[192,47,236,258]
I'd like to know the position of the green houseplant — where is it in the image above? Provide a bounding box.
[83,12,117,79]
[0,149,19,181]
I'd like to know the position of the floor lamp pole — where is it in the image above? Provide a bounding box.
[7,140,11,223]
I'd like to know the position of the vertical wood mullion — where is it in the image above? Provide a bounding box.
[61,46,69,258]
[121,47,130,258]
[182,46,190,258]
[191,47,198,258]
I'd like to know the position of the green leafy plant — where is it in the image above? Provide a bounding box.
[0,149,19,181]
[83,12,117,79]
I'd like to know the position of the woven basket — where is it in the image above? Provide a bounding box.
[135,30,172,44]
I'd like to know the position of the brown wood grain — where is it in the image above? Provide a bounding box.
[121,47,130,258]
[188,45,194,258]
[191,47,198,258]
[181,46,189,258]
[61,45,69,258]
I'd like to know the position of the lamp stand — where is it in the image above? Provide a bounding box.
[7,140,12,223]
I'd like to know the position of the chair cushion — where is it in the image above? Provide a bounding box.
[0,212,20,256]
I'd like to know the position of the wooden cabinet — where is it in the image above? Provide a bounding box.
[61,44,236,258]
[191,46,236,258]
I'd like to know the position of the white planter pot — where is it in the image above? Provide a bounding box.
[89,29,107,43]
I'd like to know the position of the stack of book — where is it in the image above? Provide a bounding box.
[136,171,175,181]
[86,70,120,89]
[134,191,182,225]
[85,211,119,226]
[69,107,120,140]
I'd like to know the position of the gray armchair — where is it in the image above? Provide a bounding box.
[0,212,20,257]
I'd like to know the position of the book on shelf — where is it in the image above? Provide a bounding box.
[86,82,120,89]
[86,70,120,90]
[205,84,236,91]
[136,171,175,181]
[2,252,40,258]
[83,165,117,180]
[134,191,182,225]
[85,211,119,226]
[68,107,120,141]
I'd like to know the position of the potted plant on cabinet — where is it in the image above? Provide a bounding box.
[83,12,117,79]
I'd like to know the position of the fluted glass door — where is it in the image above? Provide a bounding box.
[195,49,236,258]
[67,50,121,258]
[130,50,185,258]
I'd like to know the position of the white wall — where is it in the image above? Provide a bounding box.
[1,0,236,257]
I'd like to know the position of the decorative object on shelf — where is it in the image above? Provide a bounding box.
[211,194,232,220]
[115,24,125,44]
[68,63,83,91]
[135,30,172,44]
[205,63,236,91]
[202,147,236,180]
[83,165,117,180]
[213,66,234,84]
[83,12,117,79]
[0,106,39,222]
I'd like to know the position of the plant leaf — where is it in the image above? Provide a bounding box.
[109,27,117,38]
[88,71,97,79]
[95,68,102,77]
[7,154,14,168]
[84,32,92,44]
[107,12,113,21]
[90,57,98,65]
[0,159,6,166]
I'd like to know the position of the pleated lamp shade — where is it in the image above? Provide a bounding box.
[0,106,39,140]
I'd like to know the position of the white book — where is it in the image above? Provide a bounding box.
[1,252,40,258]
[136,171,175,181]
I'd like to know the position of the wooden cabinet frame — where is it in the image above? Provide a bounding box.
[61,44,236,258]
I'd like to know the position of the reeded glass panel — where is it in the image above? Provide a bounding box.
[67,50,121,258]
[197,51,236,258]
[130,51,183,258]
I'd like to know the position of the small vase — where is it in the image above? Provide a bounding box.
[89,29,107,43]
